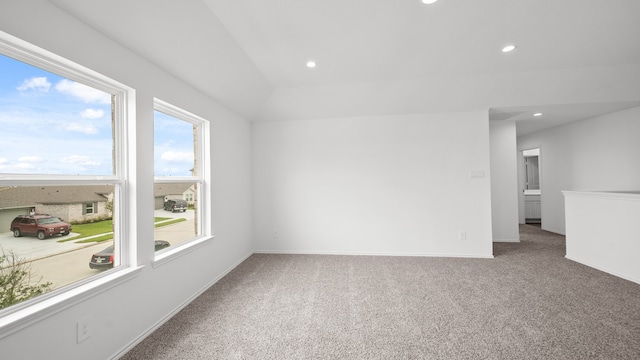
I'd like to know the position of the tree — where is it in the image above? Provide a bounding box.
[0,248,52,310]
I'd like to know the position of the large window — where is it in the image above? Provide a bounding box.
[0,32,133,313]
[153,99,209,256]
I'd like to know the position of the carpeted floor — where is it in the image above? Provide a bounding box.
[120,225,640,359]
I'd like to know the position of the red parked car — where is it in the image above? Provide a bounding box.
[10,214,72,240]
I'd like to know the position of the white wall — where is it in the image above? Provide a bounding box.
[489,121,520,242]
[518,106,640,234]
[252,112,494,258]
[564,191,640,284]
[0,2,253,359]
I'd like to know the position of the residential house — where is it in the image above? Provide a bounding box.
[153,183,196,209]
[0,182,194,231]
[0,185,113,228]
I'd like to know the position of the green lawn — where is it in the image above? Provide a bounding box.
[59,217,184,243]
[67,219,114,239]
[154,218,185,228]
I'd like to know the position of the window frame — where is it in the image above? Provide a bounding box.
[152,98,212,265]
[0,30,138,330]
[83,202,96,215]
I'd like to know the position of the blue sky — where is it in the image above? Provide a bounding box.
[154,110,195,177]
[0,54,194,176]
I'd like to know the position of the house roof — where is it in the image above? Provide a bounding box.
[0,185,113,208]
[154,183,194,198]
[0,183,194,209]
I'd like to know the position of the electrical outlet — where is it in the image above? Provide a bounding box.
[77,315,92,343]
[273,230,278,238]
[458,231,466,241]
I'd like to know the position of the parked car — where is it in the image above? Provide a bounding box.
[163,199,188,212]
[89,240,171,270]
[10,214,72,240]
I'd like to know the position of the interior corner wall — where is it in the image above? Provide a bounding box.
[517,106,640,235]
[489,121,520,242]
[252,112,494,258]
[0,2,253,360]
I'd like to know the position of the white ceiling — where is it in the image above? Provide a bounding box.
[490,101,640,135]
[48,0,640,134]
[204,0,640,87]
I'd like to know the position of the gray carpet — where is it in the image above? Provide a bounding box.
[120,225,640,359]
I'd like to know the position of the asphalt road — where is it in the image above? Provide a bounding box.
[4,209,196,290]
[30,242,109,288]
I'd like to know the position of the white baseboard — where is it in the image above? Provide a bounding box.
[541,227,565,236]
[111,251,254,360]
[493,238,520,243]
[254,249,494,259]
[565,255,640,285]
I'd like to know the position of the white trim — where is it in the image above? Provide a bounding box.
[152,235,216,268]
[200,119,212,237]
[152,98,212,252]
[253,250,495,259]
[0,176,122,183]
[152,177,199,183]
[493,238,520,243]
[154,98,206,126]
[0,30,137,322]
[565,255,640,285]
[0,31,129,99]
[562,190,640,202]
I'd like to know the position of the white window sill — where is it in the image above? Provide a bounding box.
[152,235,216,269]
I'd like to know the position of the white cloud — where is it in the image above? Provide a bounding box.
[15,163,35,170]
[80,108,105,119]
[18,156,43,162]
[60,155,100,166]
[161,151,193,163]
[17,77,51,93]
[55,79,111,104]
[0,162,35,172]
[0,158,35,172]
[64,122,99,134]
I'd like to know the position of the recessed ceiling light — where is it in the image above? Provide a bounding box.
[533,112,542,117]
[306,61,317,68]
[502,45,517,53]
[421,0,438,4]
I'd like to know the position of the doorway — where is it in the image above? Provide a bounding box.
[520,148,541,225]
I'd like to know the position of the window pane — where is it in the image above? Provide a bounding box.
[0,184,117,310]
[154,106,202,254]
[0,54,114,175]
[154,110,195,177]
[153,182,199,251]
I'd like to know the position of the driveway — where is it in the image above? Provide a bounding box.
[0,231,93,261]
[155,208,194,220]
[1,209,194,262]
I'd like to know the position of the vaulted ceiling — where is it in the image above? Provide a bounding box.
[49,0,640,134]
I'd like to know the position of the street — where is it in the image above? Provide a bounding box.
[2,209,196,290]
[30,242,109,288]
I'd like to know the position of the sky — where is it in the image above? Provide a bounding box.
[0,54,194,176]
[153,110,195,177]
